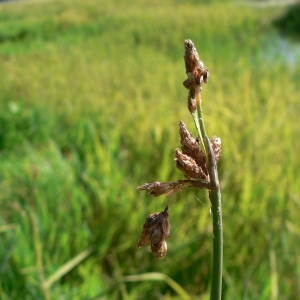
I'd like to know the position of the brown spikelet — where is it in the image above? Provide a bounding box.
[137,182,173,197]
[183,39,209,89]
[184,39,204,74]
[137,206,171,259]
[138,179,210,198]
[179,121,207,173]
[175,149,208,180]
[210,136,221,163]
[187,89,197,113]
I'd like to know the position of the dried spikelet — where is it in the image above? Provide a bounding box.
[137,182,173,197]
[183,39,209,89]
[179,121,207,173]
[203,69,210,83]
[138,181,185,197]
[183,39,203,74]
[175,149,208,180]
[138,180,210,198]
[137,206,171,259]
[210,136,221,163]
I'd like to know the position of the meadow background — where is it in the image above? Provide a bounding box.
[0,0,299,299]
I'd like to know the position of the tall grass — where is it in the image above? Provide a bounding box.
[0,0,299,299]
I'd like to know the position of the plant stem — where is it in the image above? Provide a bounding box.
[195,84,223,299]
[190,110,206,156]
[184,39,223,299]
[206,135,223,300]
[210,189,223,300]
[195,88,208,158]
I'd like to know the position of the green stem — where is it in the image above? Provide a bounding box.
[210,189,223,300]
[190,110,206,156]
[195,90,208,159]
[206,135,223,300]
[195,87,223,300]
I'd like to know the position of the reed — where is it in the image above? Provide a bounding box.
[137,40,223,299]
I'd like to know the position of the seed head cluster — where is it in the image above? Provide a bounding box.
[137,206,170,259]
[175,121,221,180]
[136,39,221,259]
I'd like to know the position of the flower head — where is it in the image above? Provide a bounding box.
[137,206,171,259]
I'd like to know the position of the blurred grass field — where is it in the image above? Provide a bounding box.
[0,0,300,299]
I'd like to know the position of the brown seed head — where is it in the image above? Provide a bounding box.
[137,179,210,198]
[184,39,204,73]
[137,181,173,197]
[210,136,222,163]
[187,89,197,113]
[137,207,171,259]
[203,69,209,83]
[179,121,207,174]
[175,149,208,180]
[183,40,208,89]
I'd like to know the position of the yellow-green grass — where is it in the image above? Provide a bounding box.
[0,0,299,299]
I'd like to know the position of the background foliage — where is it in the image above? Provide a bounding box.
[0,0,299,299]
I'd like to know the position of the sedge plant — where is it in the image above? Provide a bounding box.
[137,40,223,300]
